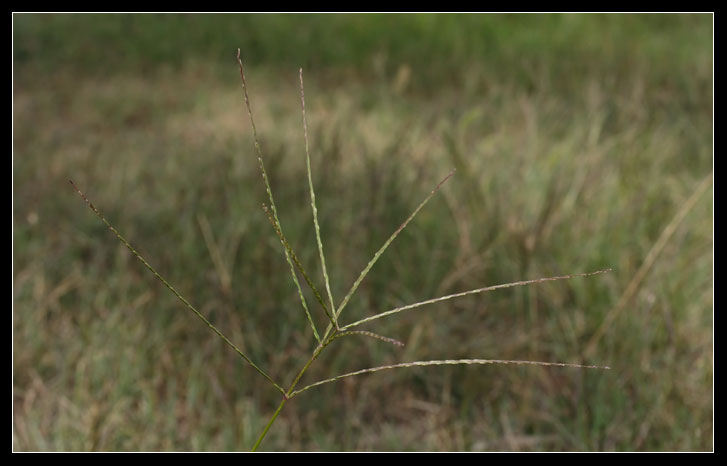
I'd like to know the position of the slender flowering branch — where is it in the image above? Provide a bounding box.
[69,180,285,395]
[324,168,456,340]
[340,269,613,330]
[291,358,611,398]
[262,204,338,329]
[237,49,322,343]
[300,68,338,327]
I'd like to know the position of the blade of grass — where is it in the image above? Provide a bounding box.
[196,213,232,294]
[300,68,337,327]
[325,168,456,338]
[237,49,322,343]
[291,358,611,397]
[262,204,337,331]
[340,269,612,330]
[69,180,285,395]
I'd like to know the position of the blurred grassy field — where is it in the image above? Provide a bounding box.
[13,13,713,451]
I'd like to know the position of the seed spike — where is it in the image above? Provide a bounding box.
[325,168,456,339]
[70,180,285,395]
[291,358,611,398]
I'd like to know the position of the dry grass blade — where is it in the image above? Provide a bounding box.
[584,172,713,357]
[340,269,612,330]
[291,358,611,397]
[300,68,337,327]
[329,168,456,334]
[197,213,232,294]
[69,180,285,395]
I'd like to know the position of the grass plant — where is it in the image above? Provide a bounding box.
[69,49,612,451]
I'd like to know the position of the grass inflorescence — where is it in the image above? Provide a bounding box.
[68,49,614,451]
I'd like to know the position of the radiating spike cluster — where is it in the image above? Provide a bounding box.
[74,52,613,452]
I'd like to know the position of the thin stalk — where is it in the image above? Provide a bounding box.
[340,269,613,331]
[70,180,285,395]
[237,49,321,343]
[300,68,337,326]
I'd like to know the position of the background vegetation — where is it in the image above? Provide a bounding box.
[13,13,712,451]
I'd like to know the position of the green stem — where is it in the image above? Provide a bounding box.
[251,330,338,451]
[251,397,287,452]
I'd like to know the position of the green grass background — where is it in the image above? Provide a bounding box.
[13,13,713,451]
